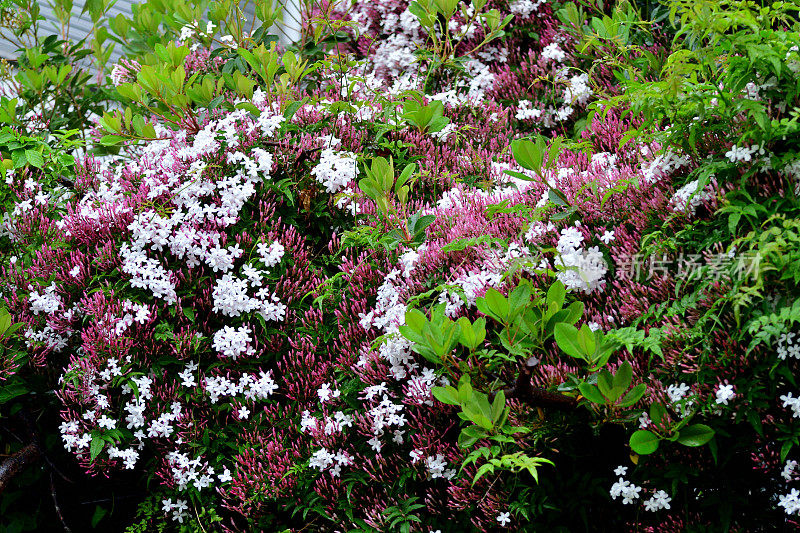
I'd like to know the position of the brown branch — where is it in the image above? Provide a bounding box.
[512,386,579,410]
[494,357,579,410]
[0,442,41,493]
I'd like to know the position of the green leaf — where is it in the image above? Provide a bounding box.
[473,462,495,485]
[410,214,436,238]
[503,169,535,181]
[550,206,577,221]
[432,386,460,406]
[491,390,506,423]
[396,163,416,190]
[576,324,597,358]
[24,149,44,168]
[618,383,646,408]
[546,281,566,310]
[649,402,667,425]
[11,150,26,168]
[283,97,308,120]
[358,177,382,202]
[142,123,157,139]
[91,506,107,528]
[463,407,494,430]
[507,283,531,319]
[554,323,583,359]
[781,441,794,462]
[472,317,487,347]
[613,361,633,391]
[457,375,473,404]
[629,430,659,455]
[511,137,545,174]
[99,135,125,146]
[746,409,764,437]
[596,369,614,399]
[182,308,195,322]
[548,188,569,207]
[563,301,584,324]
[0,381,28,403]
[5,321,23,337]
[235,101,262,117]
[437,319,461,357]
[404,309,427,332]
[0,311,11,336]
[483,288,509,322]
[456,317,475,349]
[458,425,488,448]
[578,382,606,404]
[728,212,741,235]
[90,435,105,461]
[676,424,714,447]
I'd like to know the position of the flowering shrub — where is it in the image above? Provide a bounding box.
[2,0,800,531]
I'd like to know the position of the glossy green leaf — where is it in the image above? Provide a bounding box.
[613,361,633,391]
[491,390,506,423]
[90,435,105,461]
[546,280,566,310]
[596,369,614,399]
[677,424,714,447]
[0,311,10,336]
[629,430,659,455]
[578,382,606,404]
[649,402,667,426]
[554,323,583,359]
[511,137,545,173]
[576,324,597,357]
[618,383,647,408]
[432,386,460,406]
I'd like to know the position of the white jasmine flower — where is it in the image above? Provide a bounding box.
[311,149,359,193]
[97,415,117,430]
[643,490,672,511]
[218,467,232,483]
[715,384,735,405]
[667,383,691,403]
[541,42,566,62]
[782,460,798,481]
[600,230,615,244]
[317,382,341,404]
[257,241,285,267]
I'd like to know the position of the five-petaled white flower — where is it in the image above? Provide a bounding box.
[218,468,233,483]
[497,511,511,526]
[715,384,735,405]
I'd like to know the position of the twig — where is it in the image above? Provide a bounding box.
[50,472,72,532]
[79,494,141,505]
[42,453,74,484]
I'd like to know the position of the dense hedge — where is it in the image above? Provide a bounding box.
[1,0,800,531]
